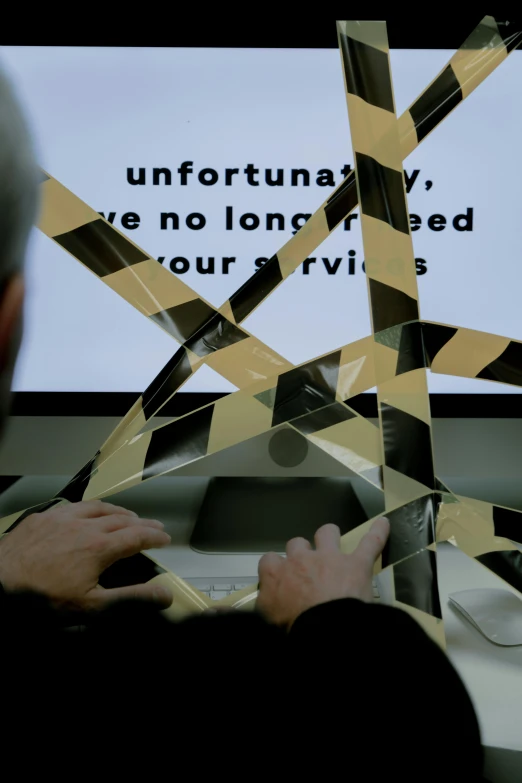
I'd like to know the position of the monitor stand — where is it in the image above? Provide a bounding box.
[189,476,370,554]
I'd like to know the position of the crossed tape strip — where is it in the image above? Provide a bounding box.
[55,314,522,508]
[4,337,521,630]
[3,322,522,607]
[2,17,522,632]
[36,14,519,466]
[437,494,522,596]
[34,15,519,523]
[4,319,522,616]
[28,18,518,584]
[39,172,381,489]
[47,16,521,546]
[339,19,441,634]
[225,16,520,323]
[211,13,522,631]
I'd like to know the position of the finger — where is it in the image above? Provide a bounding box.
[258,552,284,585]
[92,582,173,609]
[102,527,171,566]
[63,500,138,519]
[314,523,341,552]
[353,517,390,569]
[94,514,164,533]
[286,537,312,557]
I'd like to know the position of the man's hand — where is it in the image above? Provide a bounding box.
[257,517,390,628]
[0,500,173,611]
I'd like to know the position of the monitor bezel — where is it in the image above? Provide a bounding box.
[9,392,521,418]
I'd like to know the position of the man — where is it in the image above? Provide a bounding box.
[0,68,173,611]
[0,66,483,779]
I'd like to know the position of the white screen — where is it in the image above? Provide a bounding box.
[0,46,520,394]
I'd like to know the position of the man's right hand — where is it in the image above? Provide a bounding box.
[257,517,390,628]
[0,500,173,611]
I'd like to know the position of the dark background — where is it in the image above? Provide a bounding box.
[0,13,492,49]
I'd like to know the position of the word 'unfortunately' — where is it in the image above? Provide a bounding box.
[127,164,421,192]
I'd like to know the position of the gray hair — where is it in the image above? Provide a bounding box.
[0,66,38,284]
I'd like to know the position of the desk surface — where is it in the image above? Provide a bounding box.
[1,476,521,765]
[437,542,522,753]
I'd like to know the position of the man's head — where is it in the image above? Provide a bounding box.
[0,68,38,433]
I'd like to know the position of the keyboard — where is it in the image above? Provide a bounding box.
[187,577,256,601]
[186,577,380,602]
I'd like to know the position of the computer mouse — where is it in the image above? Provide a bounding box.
[448,588,522,646]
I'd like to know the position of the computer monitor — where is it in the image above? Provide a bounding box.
[2,36,521,410]
[0,24,521,546]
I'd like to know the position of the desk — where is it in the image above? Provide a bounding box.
[0,476,520,781]
[437,542,522,781]
[438,543,522,751]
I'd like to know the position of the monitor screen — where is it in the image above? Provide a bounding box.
[1,45,520,396]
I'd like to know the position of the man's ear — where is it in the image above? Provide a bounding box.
[0,274,24,372]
